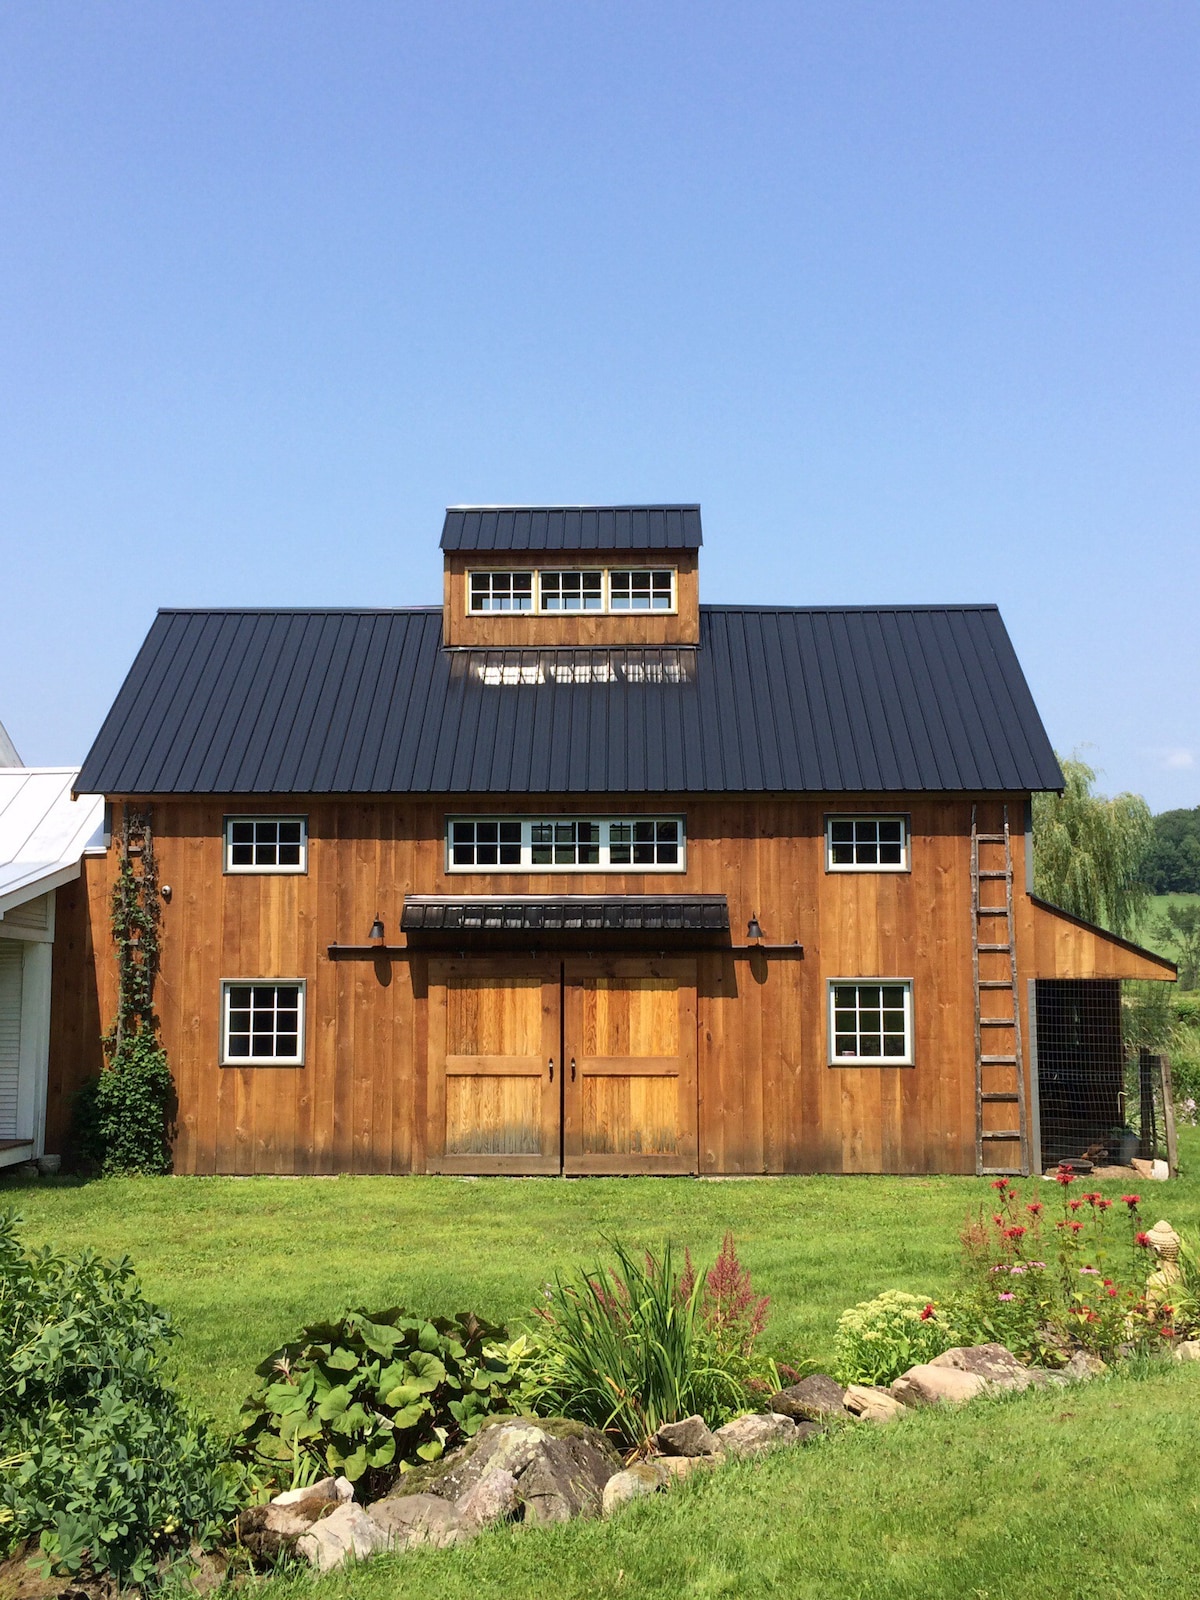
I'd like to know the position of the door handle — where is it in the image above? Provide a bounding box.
[570,1056,577,1082]
[549,1057,554,1081]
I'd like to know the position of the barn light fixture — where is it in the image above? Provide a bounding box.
[369,918,385,946]
[746,914,764,942]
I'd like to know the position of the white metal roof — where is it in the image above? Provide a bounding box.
[0,769,105,918]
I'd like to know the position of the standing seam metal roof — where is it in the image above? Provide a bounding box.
[440,505,703,552]
[76,605,1063,796]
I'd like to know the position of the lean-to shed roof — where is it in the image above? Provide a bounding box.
[77,604,1063,797]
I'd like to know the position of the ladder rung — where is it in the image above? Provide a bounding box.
[978,870,1009,878]
[979,979,1013,988]
[980,1167,1023,1177]
[978,943,1011,952]
[982,1130,1022,1140]
[981,1092,1020,1102]
[976,833,1006,842]
[980,1017,1015,1027]
[977,906,1008,914]
[981,1054,1017,1064]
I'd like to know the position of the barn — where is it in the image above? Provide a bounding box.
[47,505,1175,1176]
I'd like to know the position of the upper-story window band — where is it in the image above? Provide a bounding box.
[469,571,534,612]
[538,570,604,613]
[447,816,685,872]
[609,569,674,611]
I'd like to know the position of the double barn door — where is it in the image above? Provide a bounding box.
[427,957,697,1174]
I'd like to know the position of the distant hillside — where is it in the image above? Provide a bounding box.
[1145,806,1200,894]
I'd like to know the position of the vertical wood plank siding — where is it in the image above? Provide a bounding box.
[49,793,1033,1175]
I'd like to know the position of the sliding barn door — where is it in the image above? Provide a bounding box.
[427,959,561,1174]
[563,958,697,1175]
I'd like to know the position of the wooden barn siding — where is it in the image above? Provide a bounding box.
[46,793,1025,1175]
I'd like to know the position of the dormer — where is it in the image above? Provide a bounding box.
[440,505,702,648]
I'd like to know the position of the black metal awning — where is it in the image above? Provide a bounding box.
[400,894,729,935]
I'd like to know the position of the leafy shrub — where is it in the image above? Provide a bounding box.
[833,1290,957,1385]
[0,1211,237,1584]
[74,1030,176,1176]
[523,1236,773,1450]
[236,1307,527,1498]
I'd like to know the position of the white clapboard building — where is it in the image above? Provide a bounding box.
[0,728,103,1167]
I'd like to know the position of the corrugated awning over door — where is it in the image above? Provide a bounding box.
[400,895,729,935]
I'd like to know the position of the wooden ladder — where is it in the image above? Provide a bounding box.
[971,804,1028,1177]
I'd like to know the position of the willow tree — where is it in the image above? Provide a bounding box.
[1032,756,1153,939]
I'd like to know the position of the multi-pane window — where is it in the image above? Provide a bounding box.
[608,819,680,865]
[829,981,913,1064]
[446,816,686,872]
[609,569,674,611]
[222,982,305,1065]
[469,571,534,612]
[225,817,307,873]
[449,820,523,867]
[538,570,604,613]
[826,816,908,871]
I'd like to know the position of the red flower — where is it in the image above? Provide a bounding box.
[992,1213,1005,1227]
[991,1178,1009,1190]
[1026,1202,1044,1216]
[1068,1199,1084,1212]
[1055,1166,1075,1186]
[1136,1232,1152,1248]
[1107,1287,1118,1298]
[1003,1225,1027,1240]
[1097,1199,1113,1211]
[1069,1221,1084,1233]
[1082,1192,1102,1205]
[1085,1309,1101,1323]
[1160,1327,1176,1339]
[1121,1195,1140,1208]
[919,1303,935,1321]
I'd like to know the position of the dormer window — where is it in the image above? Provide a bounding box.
[469,571,533,612]
[538,570,604,613]
[609,569,674,611]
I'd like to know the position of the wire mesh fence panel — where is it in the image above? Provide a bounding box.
[1034,980,1168,1170]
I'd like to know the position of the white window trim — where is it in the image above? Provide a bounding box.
[824,814,910,873]
[827,979,914,1066]
[465,567,678,617]
[220,979,306,1066]
[224,815,309,875]
[445,815,687,873]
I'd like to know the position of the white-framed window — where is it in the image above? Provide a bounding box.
[538,569,604,613]
[469,571,534,613]
[608,569,675,612]
[225,817,308,873]
[221,981,305,1065]
[825,815,908,871]
[446,816,686,872]
[828,980,913,1065]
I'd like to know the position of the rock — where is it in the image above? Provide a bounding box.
[1174,1341,1200,1363]
[367,1493,469,1550]
[654,1415,722,1456]
[658,1454,719,1480]
[1060,1350,1108,1382]
[519,1432,617,1524]
[791,1419,827,1443]
[602,1461,670,1515]
[454,1468,520,1529]
[843,1383,906,1423]
[712,1412,797,1456]
[271,1475,353,1509]
[769,1374,846,1420]
[296,1503,391,1572]
[890,1364,987,1407]
[929,1343,1038,1393]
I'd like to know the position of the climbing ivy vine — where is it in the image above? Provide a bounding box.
[76,809,176,1174]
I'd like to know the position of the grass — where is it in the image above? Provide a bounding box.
[8,1129,1200,1427]
[7,1136,1200,1598]
[1137,892,1200,960]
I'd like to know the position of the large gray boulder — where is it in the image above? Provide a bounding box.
[928,1343,1039,1392]
[367,1493,469,1550]
[769,1374,846,1421]
[890,1364,987,1407]
[842,1384,906,1424]
[296,1503,392,1572]
[654,1415,722,1457]
[602,1461,670,1515]
[712,1412,797,1456]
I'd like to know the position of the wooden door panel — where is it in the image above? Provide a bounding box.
[428,960,560,1174]
[564,958,697,1174]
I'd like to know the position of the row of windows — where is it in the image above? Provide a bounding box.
[468,567,676,614]
[219,980,914,1066]
[222,815,911,874]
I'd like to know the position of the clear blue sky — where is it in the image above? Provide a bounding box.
[2,3,1197,809]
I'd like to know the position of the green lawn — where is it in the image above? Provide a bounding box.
[8,1131,1200,1427]
[1138,892,1200,960]
[7,1140,1200,1600]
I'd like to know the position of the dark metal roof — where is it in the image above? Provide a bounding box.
[76,605,1063,796]
[440,505,702,552]
[401,894,729,933]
